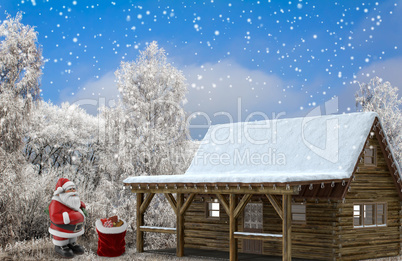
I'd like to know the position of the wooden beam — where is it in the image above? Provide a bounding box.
[140,193,155,214]
[140,226,176,234]
[233,232,282,241]
[164,193,177,211]
[311,184,320,198]
[229,194,238,261]
[282,194,292,261]
[266,194,283,220]
[180,193,196,216]
[326,183,335,198]
[215,194,230,215]
[234,194,253,219]
[176,193,184,257]
[136,193,144,253]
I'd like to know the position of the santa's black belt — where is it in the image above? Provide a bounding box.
[51,222,84,232]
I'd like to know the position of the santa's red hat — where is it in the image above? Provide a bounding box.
[53,178,76,195]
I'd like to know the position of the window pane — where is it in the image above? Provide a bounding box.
[210,202,220,211]
[377,214,385,225]
[364,204,375,225]
[292,214,306,222]
[377,204,384,215]
[353,205,360,216]
[365,148,374,156]
[353,204,362,227]
[364,157,374,164]
[354,216,362,226]
[210,210,219,217]
[244,203,263,229]
[377,204,386,225]
[292,204,305,213]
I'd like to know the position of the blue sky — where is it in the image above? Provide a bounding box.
[1,0,402,139]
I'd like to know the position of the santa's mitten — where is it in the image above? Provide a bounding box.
[81,207,88,217]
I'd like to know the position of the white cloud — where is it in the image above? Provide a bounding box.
[183,60,308,138]
[338,56,402,113]
[62,71,119,115]
[355,56,402,91]
[58,59,309,139]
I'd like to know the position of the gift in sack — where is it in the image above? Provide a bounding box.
[109,215,118,223]
[96,218,127,257]
[101,218,113,228]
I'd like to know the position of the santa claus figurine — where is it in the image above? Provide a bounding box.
[48,178,86,258]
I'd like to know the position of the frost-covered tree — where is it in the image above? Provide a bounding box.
[0,13,44,246]
[355,76,402,164]
[0,12,43,154]
[25,101,101,178]
[115,41,188,176]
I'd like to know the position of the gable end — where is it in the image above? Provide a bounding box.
[345,117,402,201]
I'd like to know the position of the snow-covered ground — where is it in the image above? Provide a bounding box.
[0,237,207,261]
[1,237,401,261]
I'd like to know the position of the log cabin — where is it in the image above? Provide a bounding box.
[123,112,402,261]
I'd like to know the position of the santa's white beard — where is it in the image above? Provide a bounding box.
[59,192,81,210]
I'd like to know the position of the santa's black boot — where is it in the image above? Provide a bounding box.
[67,242,85,255]
[55,245,75,258]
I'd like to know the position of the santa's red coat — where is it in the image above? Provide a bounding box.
[48,196,86,238]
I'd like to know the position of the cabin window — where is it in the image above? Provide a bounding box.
[364,147,376,166]
[207,199,220,218]
[244,203,263,230]
[353,203,387,228]
[291,203,306,224]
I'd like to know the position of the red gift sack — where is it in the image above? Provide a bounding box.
[95,219,127,257]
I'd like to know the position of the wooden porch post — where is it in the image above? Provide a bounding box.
[229,194,238,261]
[136,193,144,253]
[176,193,184,257]
[282,194,292,261]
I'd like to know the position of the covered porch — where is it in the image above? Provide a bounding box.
[125,182,299,261]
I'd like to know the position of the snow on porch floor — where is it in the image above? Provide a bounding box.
[148,248,314,261]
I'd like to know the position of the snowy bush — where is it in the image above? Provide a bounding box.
[0,163,56,246]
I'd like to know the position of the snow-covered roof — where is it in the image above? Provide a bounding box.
[124,112,390,184]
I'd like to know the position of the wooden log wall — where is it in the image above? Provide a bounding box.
[262,197,337,260]
[336,136,401,260]
[184,195,338,260]
[184,195,231,251]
